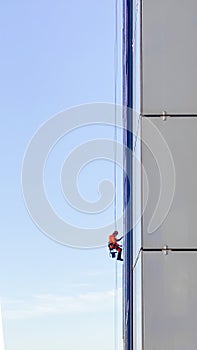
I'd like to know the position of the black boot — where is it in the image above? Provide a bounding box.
[117,251,123,261]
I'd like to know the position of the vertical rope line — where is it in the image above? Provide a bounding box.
[132,0,139,50]
[114,0,118,231]
[114,259,118,350]
[114,2,119,350]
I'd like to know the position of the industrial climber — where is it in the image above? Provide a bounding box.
[108,230,123,261]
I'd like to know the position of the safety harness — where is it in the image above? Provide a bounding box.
[108,243,117,258]
[108,242,122,258]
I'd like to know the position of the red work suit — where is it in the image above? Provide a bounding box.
[108,234,122,253]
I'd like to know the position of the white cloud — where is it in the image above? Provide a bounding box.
[2,288,122,320]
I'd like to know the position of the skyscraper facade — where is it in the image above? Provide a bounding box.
[123,1,197,349]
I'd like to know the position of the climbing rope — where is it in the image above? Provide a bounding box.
[113,0,119,350]
[114,259,118,350]
[113,0,118,232]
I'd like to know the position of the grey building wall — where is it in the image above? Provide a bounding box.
[124,0,197,349]
[143,251,197,349]
[142,117,197,249]
[142,0,197,115]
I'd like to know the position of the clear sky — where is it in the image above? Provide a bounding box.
[0,1,123,350]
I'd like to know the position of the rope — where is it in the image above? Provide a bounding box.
[132,0,140,50]
[133,113,141,152]
[113,0,118,231]
[113,1,119,350]
[114,259,118,350]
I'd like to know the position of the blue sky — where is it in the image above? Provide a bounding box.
[0,1,123,349]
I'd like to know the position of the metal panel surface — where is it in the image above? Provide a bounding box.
[133,115,142,263]
[143,251,197,350]
[132,0,141,115]
[142,0,197,114]
[133,251,142,350]
[142,117,197,248]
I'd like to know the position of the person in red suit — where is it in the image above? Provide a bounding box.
[108,230,123,261]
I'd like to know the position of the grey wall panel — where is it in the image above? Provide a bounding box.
[133,116,142,263]
[132,0,141,114]
[142,0,197,114]
[142,117,197,248]
[133,251,142,350]
[143,251,197,349]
